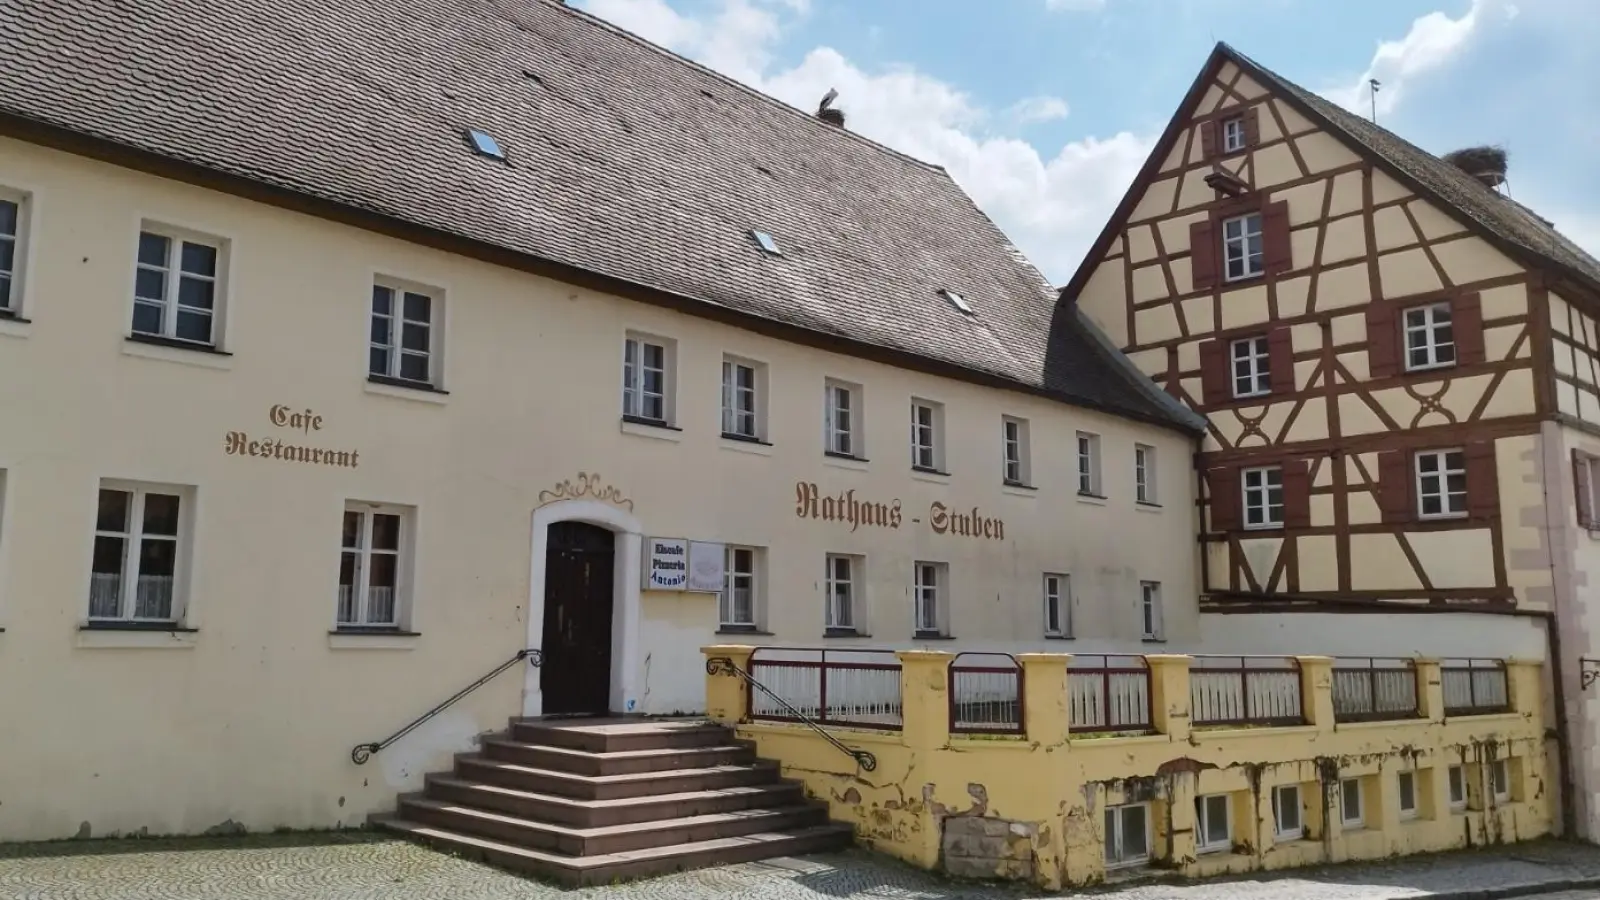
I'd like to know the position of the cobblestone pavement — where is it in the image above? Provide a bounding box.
[6,833,1600,900]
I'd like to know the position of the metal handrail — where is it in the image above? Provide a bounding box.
[351,647,544,765]
[706,656,878,772]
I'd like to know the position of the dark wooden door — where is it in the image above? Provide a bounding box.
[540,521,615,716]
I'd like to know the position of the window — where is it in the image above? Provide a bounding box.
[824,554,859,633]
[939,288,973,315]
[720,546,760,629]
[1221,116,1246,153]
[1398,771,1418,819]
[623,334,672,424]
[370,283,439,385]
[1340,778,1364,828]
[1140,581,1163,641]
[1230,336,1271,398]
[1077,432,1102,496]
[1448,765,1467,810]
[338,504,409,629]
[1043,573,1071,638]
[1242,466,1284,529]
[1194,794,1231,853]
[824,380,861,458]
[1222,213,1264,282]
[1272,784,1303,840]
[1103,803,1150,868]
[1404,302,1456,371]
[1002,416,1030,486]
[133,227,223,345]
[721,357,764,440]
[751,230,782,256]
[910,400,944,472]
[89,483,189,623]
[0,193,22,313]
[1490,759,1510,802]
[1415,449,1467,519]
[1135,444,1156,504]
[913,561,945,636]
[467,128,505,159]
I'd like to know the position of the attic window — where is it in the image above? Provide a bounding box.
[750,230,782,256]
[939,289,974,315]
[467,129,505,160]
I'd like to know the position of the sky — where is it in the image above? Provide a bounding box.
[572,0,1599,286]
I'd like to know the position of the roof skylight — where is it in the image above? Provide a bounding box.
[939,288,974,315]
[467,128,505,160]
[750,230,782,256]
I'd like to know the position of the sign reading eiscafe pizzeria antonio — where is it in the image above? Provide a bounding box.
[794,481,1004,540]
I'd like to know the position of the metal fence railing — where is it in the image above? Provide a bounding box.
[746,648,903,729]
[1068,655,1153,734]
[1442,659,1511,716]
[948,653,1023,735]
[1190,656,1304,727]
[1332,658,1420,723]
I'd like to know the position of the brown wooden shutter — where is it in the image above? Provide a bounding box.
[1262,200,1292,275]
[1453,291,1485,366]
[1207,466,1241,532]
[1464,441,1499,518]
[1243,107,1262,147]
[1190,219,1218,291]
[1268,327,1296,394]
[1282,458,1311,529]
[1199,120,1218,160]
[1366,304,1399,380]
[1574,449,1594,529]
[1377,450,1412,523]
[1198,338,1228,406]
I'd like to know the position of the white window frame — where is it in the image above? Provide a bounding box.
[913,560,946,636]
[87,480,194,624]
[1272,784,1303,840]
[337,502,413,630]
[1002,416,1031,486]
[1043,573,1071,638]
[0,187,28,315]
[1398,771,1418,820]
[1077,432,1102,496]
[132,223,227,347]
[1140,580,1164,641]
[1222,212,1264,282]
[720,356,765,441]
[370,278,444,387]
[824,554,860,633]
[1447,765,1467,810]
[1403,301,1457,372]
[1221,116,1246,153]
[1415,449,1468,519]
[1340,778,1364,828]
[1230,335,1271,398]
[719,545,762,630]
[1135,444,1156,504]
[1103,802,1151,869]
[824,379,863,458]
[1194,794,1232,854]
[1490,759,1510,803]
[1242,466,1285,529]
[910,399,945,472]
[622,333,675,425]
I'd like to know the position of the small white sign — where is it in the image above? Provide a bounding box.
[644,537,689,591]
[687,541,726,593]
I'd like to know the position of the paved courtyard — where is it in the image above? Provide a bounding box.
[6,832,1600,900]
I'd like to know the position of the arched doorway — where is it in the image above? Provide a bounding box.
[539,521,615,716]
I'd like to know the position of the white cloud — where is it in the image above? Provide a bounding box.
[1324,0,1495,115]
[575,0,1149,282]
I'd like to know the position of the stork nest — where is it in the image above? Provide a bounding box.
[1441,145,1508,176]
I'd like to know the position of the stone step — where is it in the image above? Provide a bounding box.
[396,794,829,856]
[481,737,755,776]
[454,754,781,801]
[424,774,806,828]
[509,717,728,753]
[372,815,854,887]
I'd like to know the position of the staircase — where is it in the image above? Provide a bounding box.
[372,717,853,885]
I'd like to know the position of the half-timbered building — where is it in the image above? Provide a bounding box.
[1069,43,1600,837]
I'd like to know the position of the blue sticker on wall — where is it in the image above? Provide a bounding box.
[626,698,636,711]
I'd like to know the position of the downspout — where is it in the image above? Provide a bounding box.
[1536,417,1581,839]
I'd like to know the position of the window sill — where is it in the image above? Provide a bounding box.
[913,632,955,640]
[716,627,774,636]
[822,629,870,639]
[1141,637,1167,644]
[1136,500,1162,511]
[329,629,420,650]
[720,434,773,456]
[78,622,198,649]
[910,467,950,484]
[620,416,682,442]
[1223,272,1265,286]
[0,309,30,339]
[823,452,869,472]
[1243,524,1284,532]
[1044,634,1074,641]
[1076,492,1108,507]
[366,375,449,404]
[123,333,233,370]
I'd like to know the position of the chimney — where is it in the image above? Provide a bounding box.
[1441,145,1508,191]
[816,88,845,128]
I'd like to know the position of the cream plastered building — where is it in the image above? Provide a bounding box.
[1068,44,1600,838]
[0,0,1203,842]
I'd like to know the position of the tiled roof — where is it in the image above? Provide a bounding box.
[0,0,1197,431]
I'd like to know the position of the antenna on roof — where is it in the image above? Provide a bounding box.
[816,89,845,128]
[1368,78,1381,124]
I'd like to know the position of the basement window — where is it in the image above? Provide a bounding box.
[466,129,505,160]
[751,230,782,256]
[939,288,973,315]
